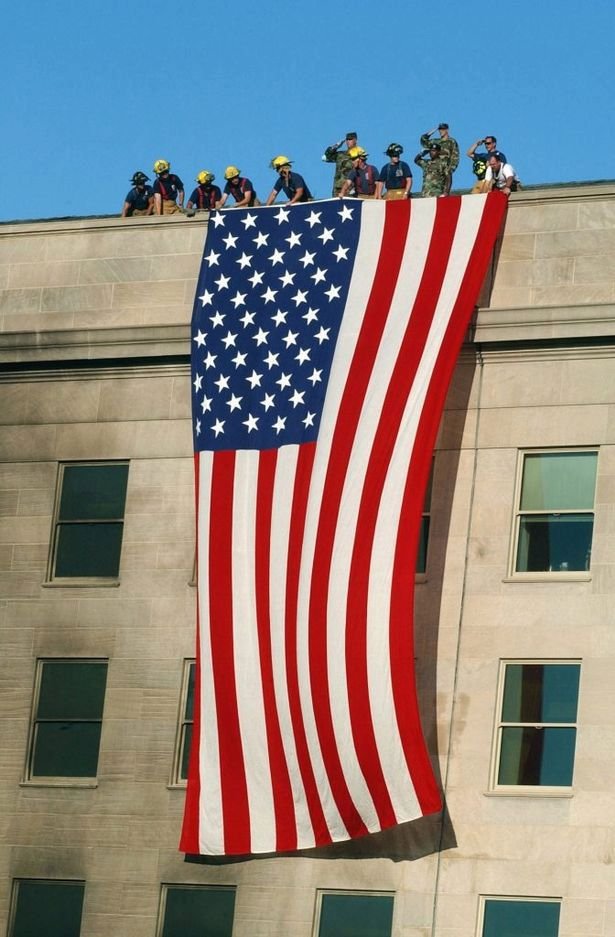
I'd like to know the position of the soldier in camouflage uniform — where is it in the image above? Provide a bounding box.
[413,142,450,197]
[420,123,459,193]
[322,132,358,197]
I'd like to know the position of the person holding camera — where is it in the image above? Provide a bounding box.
[485,152,519,195]
[466,135,507,192]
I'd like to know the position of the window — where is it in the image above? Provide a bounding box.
[157,885,235,937]
[479,897,560,937]
[172,660,195,785]
[27,660,108,781]
[493,661,580,790]
[513,449,597,574]
[416,463,433,575]
[48,461,129,581]
[314,891,394,937]
[9,879,85,937]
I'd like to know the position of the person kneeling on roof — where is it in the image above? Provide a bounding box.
[186,171,222,212]
[265,156,312,205]
[485,152,519,195]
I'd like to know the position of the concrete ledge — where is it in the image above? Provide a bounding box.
[0,324,190,365]
[475,302,615,344]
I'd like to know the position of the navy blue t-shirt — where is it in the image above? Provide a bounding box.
[346,164,379,196]
[223,177,256,205]
[188,185,222,209]
[273,171,312,201]
[153,173,184,201]
[124,185,153,210]
[378,160,412,189]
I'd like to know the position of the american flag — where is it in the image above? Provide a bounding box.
[181,193,507,856]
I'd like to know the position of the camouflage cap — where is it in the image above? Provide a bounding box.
[438,122,449,130]
[345,131,358,140]
[429,142,442,150]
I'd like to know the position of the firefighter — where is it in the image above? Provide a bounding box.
[217,166,258,208]
[121,172,154,217]
[152,159,184,215]
[376,143,413,200]
[186,171,222,213]
[265,156,312,205]
[339,147,379,199]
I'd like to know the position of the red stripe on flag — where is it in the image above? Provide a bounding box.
[179,453,202,854]
[254,449,298,852]
[284,442,332,846]
[345,196,461,827]
[308,202,412,836]
[209,450,251,854]
[390,192,508,814]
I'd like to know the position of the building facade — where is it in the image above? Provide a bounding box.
[1,185,614,936]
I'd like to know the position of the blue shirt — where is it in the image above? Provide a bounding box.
[378,160,412,190]
[273,171,312,201]
[188,185,222,209]
[124,185,153,211]
[223,177,256,205]
[346,164,379,196]
[153,173,184,202]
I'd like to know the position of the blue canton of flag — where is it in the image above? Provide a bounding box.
[191,200,361,451]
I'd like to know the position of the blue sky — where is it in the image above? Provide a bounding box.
[4,0,614,222]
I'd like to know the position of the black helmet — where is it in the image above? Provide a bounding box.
[385,143,403,157]
[131,171,150,185]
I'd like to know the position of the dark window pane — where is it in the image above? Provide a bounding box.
[12,880,84,937]
[180,724,193,781]
[162,886,235,937]
[416,516,430,574]
[55,523,124,577]
[483,898,560,937]
[498,726,576,786]
[185,664,196,721]
[520,451,596,511]
[502,665,580,724]
[319,894,394,937]
[516,514,593,572]
[60,464,128,521]
[38,662,107,720]
[32,722,103,778]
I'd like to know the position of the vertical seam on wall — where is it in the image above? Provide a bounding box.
[430,343,484,937]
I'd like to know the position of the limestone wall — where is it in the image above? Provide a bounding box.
[1,185,615,937]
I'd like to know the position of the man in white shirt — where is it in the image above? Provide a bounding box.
[485,152,518,195]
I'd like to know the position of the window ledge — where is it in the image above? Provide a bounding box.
[415,573,428,584]
[484,788,573,798]
[167,782,188,790]
[42,579,120,589]
[20,779,99,789]
[502,573,591,583]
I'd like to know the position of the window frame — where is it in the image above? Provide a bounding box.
[312,889,395,937]
[508,447,598,580]
[23,657,108,787]
[477,895,561,937]
[489,659,581,795]
[45,460,129,586]
[8,878,86,937]
[170,659,196,787]
[156,883,236,937]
